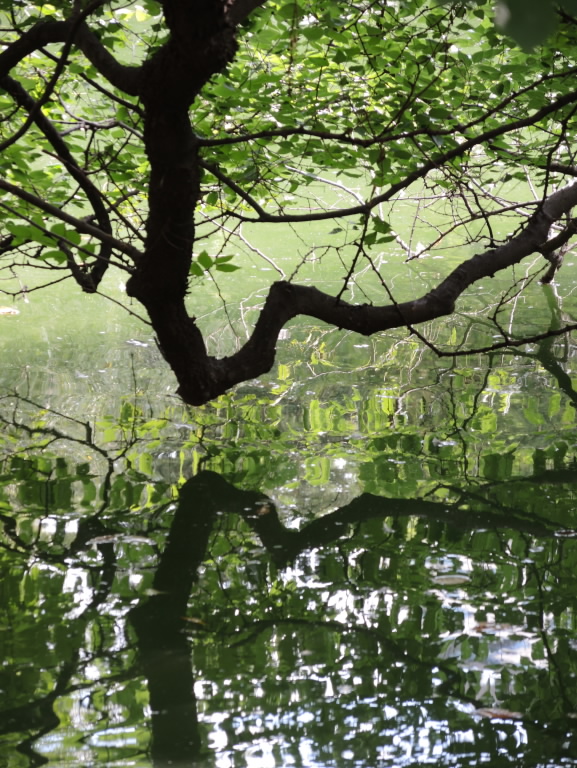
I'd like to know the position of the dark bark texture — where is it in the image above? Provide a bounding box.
[123,0,238,403]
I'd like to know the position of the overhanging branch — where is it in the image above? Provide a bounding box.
[0,74,114,291]
[176,181,577,404]
[226,0,268,25]
[0,178,142,262]
[211,85,577,225]
[0,17,141,95]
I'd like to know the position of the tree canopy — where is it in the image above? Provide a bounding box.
[1,0,577,405]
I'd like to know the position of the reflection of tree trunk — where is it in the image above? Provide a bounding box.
[128,467,569,764]
[172,471,561,571]
[127,470,300,763]
[129,476,218,764]
[128,608,202,765]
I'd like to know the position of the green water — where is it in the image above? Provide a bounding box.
[1,241,577,767]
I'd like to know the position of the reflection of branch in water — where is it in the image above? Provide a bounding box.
[496,283,577,409]
[140,471,569,583]
[4,544,120,764]
[0,391,110,459]
[0,392,119,521]
[2,665,138,766]
[531,285,577,408]
[528,557,574,718]
[129,469,573,765]
[4,661,73,768]
[232,480,564,567]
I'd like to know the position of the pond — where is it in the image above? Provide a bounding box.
[1,242,577,768]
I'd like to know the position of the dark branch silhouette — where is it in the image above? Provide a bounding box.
[2,0,577,404]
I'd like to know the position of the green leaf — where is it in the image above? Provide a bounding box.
[6,221,53,246]
[277,3,302,20]
[196,251,213,270]
[40,249,67,264]
[50,223,81,245]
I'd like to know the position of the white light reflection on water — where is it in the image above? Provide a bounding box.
[204,713,531,768]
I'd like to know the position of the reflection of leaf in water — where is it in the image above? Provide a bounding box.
[473,622,518,634]
[431,574,470,586]
[87,535,155,546]
[554,529,577,538]
[474,708,523,721]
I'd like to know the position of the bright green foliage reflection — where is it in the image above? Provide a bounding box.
[1,297,576,766]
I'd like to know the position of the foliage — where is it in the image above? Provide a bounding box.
[2,0,577,403]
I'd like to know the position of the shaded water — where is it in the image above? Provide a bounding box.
[1,255,577,767]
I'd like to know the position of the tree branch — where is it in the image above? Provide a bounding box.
[168,181,577,404]
[0,74,113,291]
[74,21,141,94]
[0,18,141,95]
[211,85,577,224]
[0,178,142,262]
[200,159,269,217]
[226,0,268,25]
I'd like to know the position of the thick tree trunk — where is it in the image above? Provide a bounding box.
[125,0,237,402]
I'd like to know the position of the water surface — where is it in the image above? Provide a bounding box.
[1,249,577,767]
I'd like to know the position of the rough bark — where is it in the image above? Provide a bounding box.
[122,0,238,403]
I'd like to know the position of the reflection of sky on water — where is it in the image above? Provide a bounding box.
[177,549,541,767]
[204,700,532,768]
